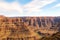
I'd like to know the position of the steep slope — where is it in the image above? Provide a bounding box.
[0,15,60,39]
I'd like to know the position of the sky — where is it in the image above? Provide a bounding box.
[0,0,60,17]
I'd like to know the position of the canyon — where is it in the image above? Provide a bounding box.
[0,15,60,40]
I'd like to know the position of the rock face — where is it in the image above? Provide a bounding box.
[0,16,40,40]
[21,17,59,36]
[0,15,60,40]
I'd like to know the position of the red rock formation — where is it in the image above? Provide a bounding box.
[0,15,59,40]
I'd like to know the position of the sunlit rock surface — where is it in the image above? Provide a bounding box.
[0,15,60,40]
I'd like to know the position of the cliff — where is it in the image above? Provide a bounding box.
[0,15,60,40]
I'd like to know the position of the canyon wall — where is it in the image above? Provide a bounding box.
[0,16,60,40]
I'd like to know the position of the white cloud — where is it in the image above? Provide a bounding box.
[53,3,60,8]
[0,2,23,13]
[0,9,20,17]
[0,0,56,16]
[23,0,56,13]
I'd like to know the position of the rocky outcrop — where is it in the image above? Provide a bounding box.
[0,15,60,40]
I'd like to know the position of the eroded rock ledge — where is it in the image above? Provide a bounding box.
[0,15,60,40]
